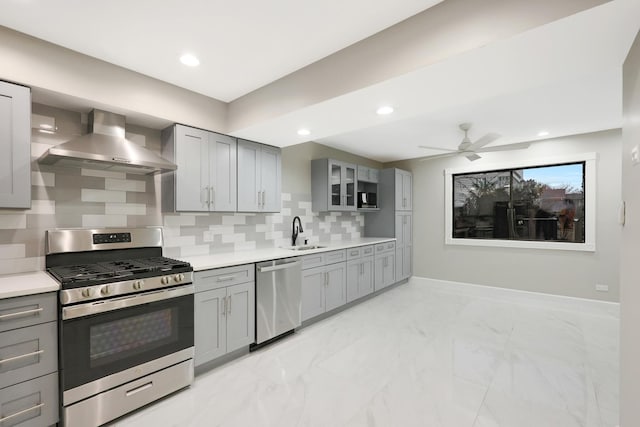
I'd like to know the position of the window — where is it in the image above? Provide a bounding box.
[444,153,596,251]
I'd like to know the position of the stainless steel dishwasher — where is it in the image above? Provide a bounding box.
[255,257,302,346]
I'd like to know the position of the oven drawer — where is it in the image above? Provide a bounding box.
[0,372,58,427]
[195,264,255,292]
[64,359,193,427]
[0,293,56,333]
[0,322,57,390]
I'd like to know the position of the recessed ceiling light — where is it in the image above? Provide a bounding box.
[297,128,311,136]
[180,54,200,67]
[376,106,394,115]
[538,131,549,137]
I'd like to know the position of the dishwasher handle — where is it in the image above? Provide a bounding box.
[257,260,301,273]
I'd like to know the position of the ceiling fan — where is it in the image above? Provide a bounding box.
[419,123,531,161]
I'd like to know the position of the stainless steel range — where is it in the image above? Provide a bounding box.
[45,227,194,427]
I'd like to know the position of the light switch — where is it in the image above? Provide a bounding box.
[631,145,640,165]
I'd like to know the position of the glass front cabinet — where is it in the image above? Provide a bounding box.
[312,159,357,212]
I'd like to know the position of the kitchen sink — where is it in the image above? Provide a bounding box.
[283,245,327,251]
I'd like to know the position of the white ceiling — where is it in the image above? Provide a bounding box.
[0,0,442,102]
[1,0,639,162]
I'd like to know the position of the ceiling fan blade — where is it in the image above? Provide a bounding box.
[468,132,501,151]
[465,153,481,161]
[419,152,459,162]
[418,145,458,152]
[476,142,531,153]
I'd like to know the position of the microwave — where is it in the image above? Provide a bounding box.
[357,192,377,208]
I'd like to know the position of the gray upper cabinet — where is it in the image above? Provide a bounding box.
[395,169,412,211]
[237,139,281,212]
[0,81,31,209]
[162,124,237,212]
[357,165,379,183]
[311,159,357,212]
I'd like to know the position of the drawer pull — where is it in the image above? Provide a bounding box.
[0,349,44,365]
[126,381,153,397]
[0,307,43,321]
[0,402,44,423]
[350,251,359,256]
[216,275,236,282]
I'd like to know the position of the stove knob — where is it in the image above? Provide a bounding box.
[161,276,171,285]
[101,285,111,296]
[174,274,184,282]
[133,280,144,290]
[81,288,93,298]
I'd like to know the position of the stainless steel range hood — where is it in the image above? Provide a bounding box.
[39,109,177,174]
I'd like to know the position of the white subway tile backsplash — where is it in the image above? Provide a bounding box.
[28,200,55,215]
[164,235,196,248]
[0,256,44,275]
[163,215,196,227]
[0,244,26,259]
[281,193,292,201]
[32,171,55,187]
[81,189,127,203]
[105,203,146,215]
[82,214,127,227]
[105,178,146,192]
[0,214,27,229]
[82,169,127,179]
[180,245,210,257]
[222,215,246,225]
[234,241,257,251]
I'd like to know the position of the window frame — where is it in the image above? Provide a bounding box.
[444,152,596,252]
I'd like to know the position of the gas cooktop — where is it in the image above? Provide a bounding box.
[48,256,192,289]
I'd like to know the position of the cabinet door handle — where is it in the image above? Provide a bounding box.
[221,297,226,316]
[261,190,266,208]
[210,187,215,208]
[0,403,45,423]
[324,272,328,286]
[227,296,232,315]
[0,349,44,365]
[0,307,43,321]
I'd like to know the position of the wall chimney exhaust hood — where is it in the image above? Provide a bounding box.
[39,109,177,174]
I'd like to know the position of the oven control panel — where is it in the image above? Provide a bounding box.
[93,232,132,245]
[60,271,194,305]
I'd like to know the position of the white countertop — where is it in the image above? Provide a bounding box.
[181,237,396,271]
[0,271,59,300]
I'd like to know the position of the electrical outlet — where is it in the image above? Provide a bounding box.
[596,284,609,292]
[203,230,213,243]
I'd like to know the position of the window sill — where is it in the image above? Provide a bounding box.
[445,237,595,252]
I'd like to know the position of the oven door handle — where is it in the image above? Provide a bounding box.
[62,284,194,320]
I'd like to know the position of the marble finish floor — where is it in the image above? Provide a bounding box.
[113,277,619,427]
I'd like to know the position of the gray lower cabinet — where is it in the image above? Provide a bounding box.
[346,245,374,302]
[374,242,396,291]
[0,81,31,209]
[0,292,58,427]
[194,265,255,367]
[301,250,347,321]
[237,139,281,212]
[0,372,58,427]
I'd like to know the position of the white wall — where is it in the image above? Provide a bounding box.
[620,28,640,427]
[389,129,622,302]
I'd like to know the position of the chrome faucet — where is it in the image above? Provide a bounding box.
[292,216,304,246]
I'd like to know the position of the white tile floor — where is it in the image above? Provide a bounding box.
[113,277,619,427]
